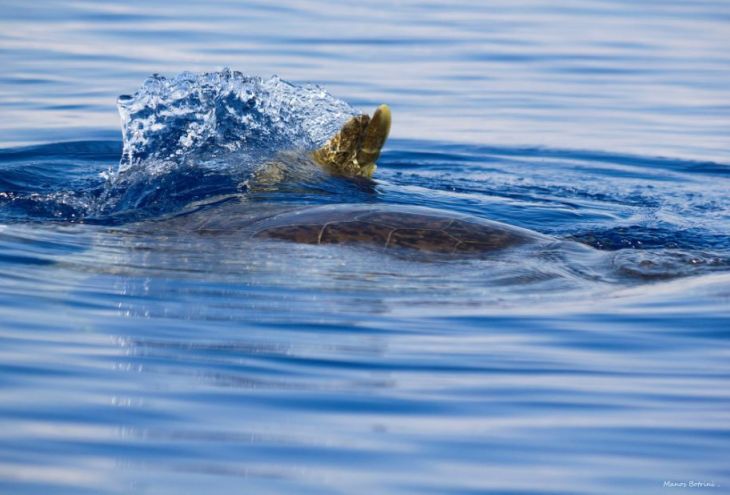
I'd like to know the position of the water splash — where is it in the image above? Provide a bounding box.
[96,69,358,220]
[0,70,363,223]
[117,68,356,170]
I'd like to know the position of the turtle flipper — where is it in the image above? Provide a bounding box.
[311,104,391,178]
[357,104,391,167]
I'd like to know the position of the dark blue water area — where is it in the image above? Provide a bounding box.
[2,0,730,494]
[1,137,729,495]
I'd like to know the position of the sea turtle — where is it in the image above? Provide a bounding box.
[187,202,547,256]
[165,104,554,257]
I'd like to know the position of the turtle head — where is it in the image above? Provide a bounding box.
[311,104,391,178]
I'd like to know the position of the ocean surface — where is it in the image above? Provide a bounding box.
[1,1,729,494]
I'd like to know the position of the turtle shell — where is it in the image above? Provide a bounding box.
[250,204,540,255]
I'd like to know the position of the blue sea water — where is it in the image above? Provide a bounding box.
[1,1,729,494]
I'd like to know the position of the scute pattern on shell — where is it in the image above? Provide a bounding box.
[251,205,535,255]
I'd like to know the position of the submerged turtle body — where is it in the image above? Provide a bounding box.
[251,205,541,254]
[149,104,552,257]
[188,203,548,256]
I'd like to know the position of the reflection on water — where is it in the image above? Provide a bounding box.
[1,0,729,494]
